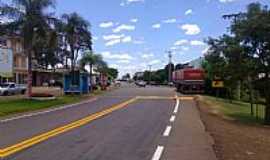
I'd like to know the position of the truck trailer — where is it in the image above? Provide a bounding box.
[172,68,205,94]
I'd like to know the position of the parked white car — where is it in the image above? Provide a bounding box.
[135,81,146,87]
[0,83,26,96]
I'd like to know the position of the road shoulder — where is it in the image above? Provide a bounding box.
[197,96,270,160]
[162,99,217,160]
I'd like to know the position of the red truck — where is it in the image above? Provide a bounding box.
[172,68,205,94]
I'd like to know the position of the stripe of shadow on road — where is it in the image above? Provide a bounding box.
[0,97,137,158]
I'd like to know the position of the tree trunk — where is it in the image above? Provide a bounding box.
[264,81,270,125]
[27,49,32,98]
[248,76,254,115]
[70,47,75,85]
[65,57,68,69]
[264,97,270,125]
[236,80,241,101]
[89,64,93,91]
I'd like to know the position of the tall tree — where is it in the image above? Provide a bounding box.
[224,3,270,124]
[80,51,105,90]
[61,12,92,84]
[107,68,119,80]
[0,0,56,97]
[33,29,61,69]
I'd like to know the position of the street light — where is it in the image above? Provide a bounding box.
[166,50,173,82]
[148,65,152,85]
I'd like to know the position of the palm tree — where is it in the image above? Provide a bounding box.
[80,51,105,91]
[61,13,92,84]
[0,0,55,97]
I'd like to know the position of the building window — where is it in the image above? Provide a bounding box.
[14,57,18,68]
[0,38,7,46]
[16,41,23,53]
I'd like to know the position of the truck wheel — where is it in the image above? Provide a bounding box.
[3,91,8,96]
[21,90,26,94]
[177,85,181,92]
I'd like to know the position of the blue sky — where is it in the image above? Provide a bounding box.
[55,0,270,76]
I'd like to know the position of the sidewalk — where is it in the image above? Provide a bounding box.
[162,100,217,160]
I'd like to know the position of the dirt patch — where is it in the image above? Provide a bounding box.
[196,98,270,160]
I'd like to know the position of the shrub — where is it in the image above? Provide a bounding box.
[30,93,54,97]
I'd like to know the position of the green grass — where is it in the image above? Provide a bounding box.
[202,96,265,124]
[0,95,92,117]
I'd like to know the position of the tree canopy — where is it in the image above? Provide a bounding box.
[204,2,270,124]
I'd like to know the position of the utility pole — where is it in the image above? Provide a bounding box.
[166,50,172,82]
[148,65,152,85]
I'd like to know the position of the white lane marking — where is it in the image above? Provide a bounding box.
[0,98,97,123]
[173,98,180,114]
[151,146,164,160]
[163,125,172,137]
[170,115,176,122]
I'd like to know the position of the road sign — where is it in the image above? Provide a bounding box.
[0,48,13,78]
[212,80,224,88]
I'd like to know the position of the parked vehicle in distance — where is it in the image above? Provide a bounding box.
[114,80,121,87]
[168,82,174,86]
[0,83,27,96]
[135,81,146,87]
[172,68,205,94]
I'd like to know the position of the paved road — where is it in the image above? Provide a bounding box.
[0,84,216,160]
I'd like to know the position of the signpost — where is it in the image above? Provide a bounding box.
[212,80,224,88]
[212,79,224,99]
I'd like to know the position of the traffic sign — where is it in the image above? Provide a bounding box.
[212,81,224,88]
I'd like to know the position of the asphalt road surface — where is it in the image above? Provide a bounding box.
[0,84,217,160]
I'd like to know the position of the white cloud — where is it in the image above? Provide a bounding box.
[103,34,133,46]
[113,24,135,33]
[174,39,188,46]
[170,46,178,50]
[105,39,121,46]
[92,36,98,41]
[152,23,161,29]
[162,18,177,24]
[202,47,210,54]
[101,51,134,60]
[122,36,132,43]
[133,40,145,44]
[133,37,145,44]
[141,53,154,59]
[219,0,237,3]
[181,24,201,35]
[190,40,205,46]
[130,18,138,23]
[0,17,13,24]
[149,59,161,65]
[127,0,144,4]
[120,0,144,6]
[185,9,193,15]
[181,46,189,51]
[117,60,131,64]
[103,34,125,41]
[99,21,114,28]
[120,2,125,6]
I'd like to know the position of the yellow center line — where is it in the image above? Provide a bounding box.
[136,96,175,100]
[0,97,137,158]
[0,95,193,158]
[178,97,194,100]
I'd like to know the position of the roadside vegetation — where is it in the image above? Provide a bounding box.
[199,96,265,124]
[0,0,118,97]
[0,87,110,117]
[203,2,270,124]
[198,95,270,160]
[0,95,86,117]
